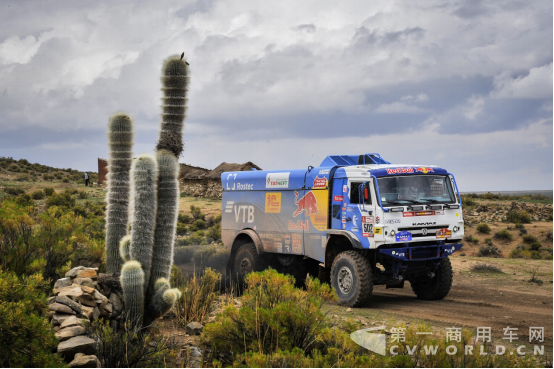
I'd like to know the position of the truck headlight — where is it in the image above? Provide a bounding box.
[453,226,459,232]
[390,230,396,237]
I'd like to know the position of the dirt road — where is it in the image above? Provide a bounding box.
[328,257,553,349]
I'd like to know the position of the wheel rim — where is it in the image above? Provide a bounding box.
[239,257,252,275]
[337,266,353,294]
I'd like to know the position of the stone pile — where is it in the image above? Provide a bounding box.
[48,266,124,368]
[180,181,222,199]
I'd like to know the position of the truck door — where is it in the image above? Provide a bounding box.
[346,179,375,248]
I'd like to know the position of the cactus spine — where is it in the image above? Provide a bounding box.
[105,113,133,274]
[105,54,189,328]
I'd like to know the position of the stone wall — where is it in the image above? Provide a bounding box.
[180,179,223,199]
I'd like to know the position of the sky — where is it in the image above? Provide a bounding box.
[0,0,552,191]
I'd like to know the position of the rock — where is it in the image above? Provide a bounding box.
[346,308,352,312]
[81,286,96,294]
[47,296,56,305]
[65,266,87,278]
[55,326,86,342]
[92,307,101,321]
[57,336,96,359]
[99,302,112,317]
[52,313,73,326]
[77,294,97,307]
[56,295,82,314]
[54,278,73,293]
[187,346,202,368]
[76,269,98,280]
[80,306,94,320]
[60,316,88,329]
[109,293,123,313]
[73,277,95,288]
[93,290,109,306]
[186,322,204,336]
[68,353,100,368]
[48,311,56,320]
[53,326,61,332]
[57,286,84,299]
[49,302,77,315]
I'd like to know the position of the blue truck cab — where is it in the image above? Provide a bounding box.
[221,153,464,307]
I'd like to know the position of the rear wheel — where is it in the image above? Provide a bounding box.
[331,250,373,307]
[232,243,263,287]
[411,257,453,300]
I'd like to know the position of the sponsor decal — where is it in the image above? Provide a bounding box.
[352,215,359,231]
[234,205,255,223]
[319,169,330,175]
[396,231,412,242]
[348,206,355,212]
[405,211,437,217]
[236,182,254,190]
[334,195,344,202]
[224,201,234,213]
[385,219,401,224]
[376,216,380,224]
[225,173,237,190]
[436,228,452,239]
[293,191,318,217]
[342,224,346,229]
[374,227,382,235]
[343,185,348,193]
[288,220,310,231]
[266,172,290,189]
[313,176,328,188]
[363,223,374,237]
[264,193,281,213]
[416,167,434,174]
[386,167,414,174]
[362,216,374,223]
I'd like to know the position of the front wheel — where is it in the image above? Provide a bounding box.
[411,257,453,300]
[331,250,373,307]
[231,243,265,288]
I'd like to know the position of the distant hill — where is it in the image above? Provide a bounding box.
[0,157,98,184]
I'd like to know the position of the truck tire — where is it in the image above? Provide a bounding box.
[331,250,373,307]
[411,257,453,300]
[232,242,263,286]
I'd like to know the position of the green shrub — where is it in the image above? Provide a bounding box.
[4,187,25,196]
[506,210,531,224]
[509,245,542,260]
[61,178,69,183]
[46,191,76,209]
[31,190,45,200]
[476,223,491,234]
[43,187,55,196]
[176,268,221,325]
[461,196,477,207]
[529,241,542,251]
[464,234,479,243]
[522,235,538,243]
[206,225,221,241]
[477,245,502,258]
[188,223,198,232]
[178,213,192,224]
[471,263,503,273]
[494,229,513,241]
[76,189,88,199]
[192,219,206,230]
[16,174,30,181]
[0,271,65,367]
[190,205,204,220]
[15,193,33,206]
[176,222,187,236]
[484,238,493,246]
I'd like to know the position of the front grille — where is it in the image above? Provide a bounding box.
[398,225,449,238]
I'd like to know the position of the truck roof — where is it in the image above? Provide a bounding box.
[221,153,449,191]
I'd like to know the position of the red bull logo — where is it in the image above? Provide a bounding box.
[415,167,434,174]
[313,176,327,188]
[293,191,318,217]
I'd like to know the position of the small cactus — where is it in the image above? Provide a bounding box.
[121,260,145,325]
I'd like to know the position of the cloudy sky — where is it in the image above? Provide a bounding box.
[0,0,551,191]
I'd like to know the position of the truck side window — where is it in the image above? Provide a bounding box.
[350,182,372,205]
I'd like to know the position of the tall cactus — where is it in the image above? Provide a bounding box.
[105,54,189,327]
[105,113,133,274]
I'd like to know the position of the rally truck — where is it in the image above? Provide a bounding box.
[221,153,464,307]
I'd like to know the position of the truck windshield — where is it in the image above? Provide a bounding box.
[377,175,456,206]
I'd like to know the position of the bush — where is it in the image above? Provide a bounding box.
[509,245,542,260]
[61,178,69,183]
[4,187,25,196]
[176,268,221,325]
[477,245,502,258]
[529,241,542,251]
[31,190,45,200]
[16,174,30,181]
[76,189,89,199]
[522,235,538,244]
[476,223,491,234]
[178,213,192,224]
[192,219,206,230]
[494,229,513,241]
[15,193,33,206]
[484,238,493,246]
[464,234,479,243]
[206,225,221,241]
[203,269,337,366]
[471,263,503,274]
[506,210,532,224]
[46,191,76,209]
[190,205,204,220]
[90,318,176,368]
[176,222,187,236]
[44,187,56,197]
[461,196,477,207]
[0,271,65,367]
